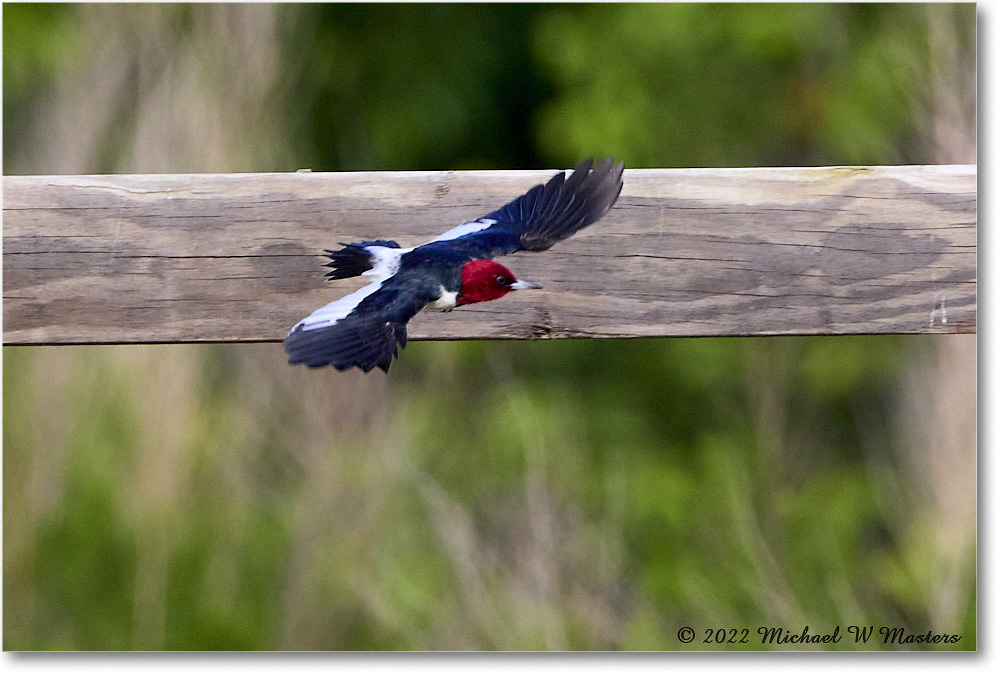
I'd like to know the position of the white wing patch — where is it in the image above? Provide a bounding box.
[290,226,478,336]
[427,218,496,244]
[364,244,412,279]
[291,279,385,333]
[290,244,414,335]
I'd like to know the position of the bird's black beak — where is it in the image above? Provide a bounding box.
[510,279,542,290]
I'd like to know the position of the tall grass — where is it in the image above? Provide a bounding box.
[3,336,976,649]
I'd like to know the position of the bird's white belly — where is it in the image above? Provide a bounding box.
[431,288,458,311]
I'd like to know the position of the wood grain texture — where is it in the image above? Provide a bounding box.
[3,165,976,345]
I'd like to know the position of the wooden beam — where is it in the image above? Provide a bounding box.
[3,165,976,345]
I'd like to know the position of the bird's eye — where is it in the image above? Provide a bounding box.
[496,276,511,286]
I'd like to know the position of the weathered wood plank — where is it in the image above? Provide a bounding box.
[2,165,976,345]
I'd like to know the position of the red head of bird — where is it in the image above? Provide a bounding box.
[456,259,541,306]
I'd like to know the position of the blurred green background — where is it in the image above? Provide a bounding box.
[3,3,976,650]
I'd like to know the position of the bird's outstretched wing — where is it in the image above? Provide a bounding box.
[423,157,624,260]
[284,272,439,372]
[286,158,623,372]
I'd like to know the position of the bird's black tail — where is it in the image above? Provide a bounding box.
[323,240,401,280]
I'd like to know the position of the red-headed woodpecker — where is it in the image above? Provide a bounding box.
[285,157,625,372]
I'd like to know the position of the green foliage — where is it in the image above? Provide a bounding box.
[2,4,79,101]
[3,3,79,158]
[277,4,550,171]
[532,3,947,168]
[3,3,975,651]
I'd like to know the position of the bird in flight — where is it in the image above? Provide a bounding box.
[285,157,624,372]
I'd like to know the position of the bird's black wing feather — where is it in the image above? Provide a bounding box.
[284,272,437,372]
[434,157,624,260]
